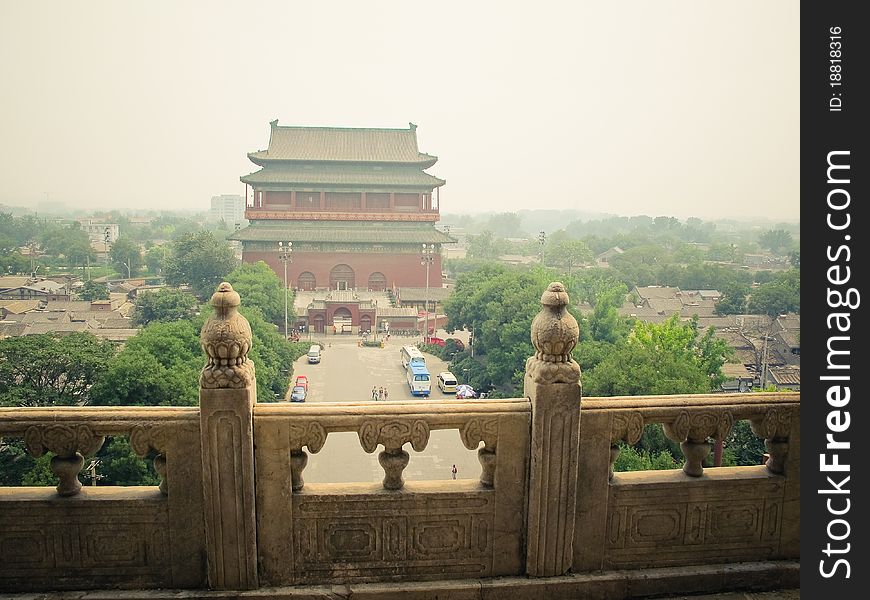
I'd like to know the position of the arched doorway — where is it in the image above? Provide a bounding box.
[367,271,387,291]
[330,264,355,290]
[297,271,316,291]
[359,314,372,333]
[332,307,353,321]
[313,314,325,333]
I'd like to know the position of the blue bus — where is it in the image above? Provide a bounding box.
[406,363,431,396]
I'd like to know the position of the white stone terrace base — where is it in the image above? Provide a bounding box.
[3,561,798,600]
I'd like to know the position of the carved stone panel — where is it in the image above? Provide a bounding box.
[0,491,170,592]
[603,472,784,568]
[292,489,494,583]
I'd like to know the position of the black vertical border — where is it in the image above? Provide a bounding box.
[801,1,868,596]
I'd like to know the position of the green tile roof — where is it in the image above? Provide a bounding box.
[248,122,437,165]
[240,164,445,187]
[230,223,454,244]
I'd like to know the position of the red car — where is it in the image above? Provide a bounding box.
[295,375,309,390]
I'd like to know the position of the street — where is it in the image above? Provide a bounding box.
[289,333,483,485]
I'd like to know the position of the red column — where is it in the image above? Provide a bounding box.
[290,191,296,209]
[319,192,326,210]
[361,192,367,210]
[389,192,395,209]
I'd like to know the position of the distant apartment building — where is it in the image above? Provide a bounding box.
[210,194,246,227]
[77,219,119,243]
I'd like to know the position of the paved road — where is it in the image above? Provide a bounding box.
[289,334,482,485]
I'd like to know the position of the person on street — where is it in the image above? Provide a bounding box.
[378,386,385,401]
[451,464,457,480]
[372,386,378,401]
[383,388,389,401]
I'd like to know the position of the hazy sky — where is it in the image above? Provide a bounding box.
[0,1,799,221]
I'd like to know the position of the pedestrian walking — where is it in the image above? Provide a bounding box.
[383,388,389,401]
[378,386,385,401]
[451,464,457,480]
[372,386,378,401]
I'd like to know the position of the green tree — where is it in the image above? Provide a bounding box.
[131,288,198,326]
[444,264,556,394]
[583,315,731,396]
[144,244,170,275]
[77,280,110,301]
[484,212,525,237]
[109,236,143,277]
[226,261,288,325]
[90,320,203,406]
[465,231,507,260]
[545,239,593,276]
[747,271,800,317]
[715,282,749,315]
[163,231,237,299]
[96,437,159,486]
[758,229,794,254]
[0,333,116,407]
[613,445,680,472]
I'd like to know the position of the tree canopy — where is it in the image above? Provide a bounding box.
[0,333,116,407]
[582,315,731,397]
[109,236,143,277]
[163,231,237,299]
[226,261,289,326]
[131,288,198,326]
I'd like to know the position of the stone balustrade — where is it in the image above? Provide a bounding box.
[0,282,800,598]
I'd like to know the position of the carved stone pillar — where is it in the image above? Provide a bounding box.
[750,408,792,474]
[524,282,582,577]
[199,282,258,590]
[663,410,734,477]
[23,424,104,497]
[358,419,430,490]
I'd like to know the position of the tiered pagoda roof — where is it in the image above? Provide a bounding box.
[241,163,444,187]
[231,221,453,244]
[246,121,440,169]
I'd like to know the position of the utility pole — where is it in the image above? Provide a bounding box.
[278,241,293,340]
[421,244,435,341]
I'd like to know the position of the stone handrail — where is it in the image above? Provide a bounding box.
[256,399,524,489]
[573,391,800,573]
[0,406,198,496]
[0,283,801,597]
[583,392,799,477]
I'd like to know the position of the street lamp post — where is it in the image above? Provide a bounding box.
[104,228,111,276]
[421,243,436,342]
[278,241,293,340]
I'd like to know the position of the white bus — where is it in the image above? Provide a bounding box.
[400,345,426,369]
[407,363,431,396]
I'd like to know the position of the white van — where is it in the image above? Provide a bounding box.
[437,371,458,393]
[307,344,322,364]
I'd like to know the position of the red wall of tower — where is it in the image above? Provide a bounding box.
[244,250,443,290]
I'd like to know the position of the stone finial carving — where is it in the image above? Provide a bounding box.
[24,424,105,496]
[664,410,734,477]
[200,282,255,389]
[525,282,581,384]
[358,419,430,490]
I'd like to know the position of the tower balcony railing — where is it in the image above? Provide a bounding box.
[0,282,800,598]
[244,206,440,222]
